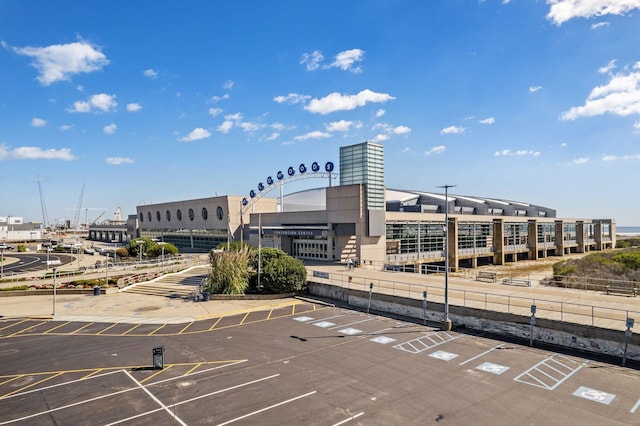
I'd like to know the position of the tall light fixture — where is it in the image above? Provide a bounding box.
[0,243,6,279]
[437,184,456,331]
[52,267,58,316]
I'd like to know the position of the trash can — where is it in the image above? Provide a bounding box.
[93,286,101,296]
[152,345,165,370]
[202,291,210,302]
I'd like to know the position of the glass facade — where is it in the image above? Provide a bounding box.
[537,223,555,243]
[458,222,493,250]
[503,223,529,246]
[386,222,445,254]
[340,142,384,210]
[563,223,577,242]
[139,228,229,251]
[291,237,329,259]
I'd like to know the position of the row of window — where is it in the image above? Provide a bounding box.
[139,206,225,224]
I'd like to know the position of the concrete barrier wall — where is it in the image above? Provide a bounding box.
[308,282,640,362]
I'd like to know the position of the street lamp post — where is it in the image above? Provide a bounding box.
[0,244,5,279]
[158,242,167,273]
[437,184,456,331]
[52,267,58,316]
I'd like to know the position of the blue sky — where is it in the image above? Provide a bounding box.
[1,0,640,226]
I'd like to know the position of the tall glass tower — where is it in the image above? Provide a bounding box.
[339,141,384,210]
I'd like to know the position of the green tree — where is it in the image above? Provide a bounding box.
[252,247,307,294]
[204,247,251,294]
[146,242,179,258]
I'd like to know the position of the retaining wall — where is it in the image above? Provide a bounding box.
[308,282,640,362]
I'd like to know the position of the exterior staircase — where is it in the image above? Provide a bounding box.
[122,266,209,299]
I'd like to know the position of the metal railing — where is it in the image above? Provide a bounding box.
[308,268,638,331]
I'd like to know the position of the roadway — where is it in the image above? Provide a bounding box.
[1,303,639,425]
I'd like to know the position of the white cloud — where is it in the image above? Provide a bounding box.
[591,21,611,29]
[305,89,395,115]
[143,69,158,79]
[425,145,446,156]
[13,40,108,85]
[326,120,362,132]
[209,94,229,103]
[59,124,73,131]
[375,109,386,118]
[239,121,261,132]
[273,93,311,104]
[495,149,540,156]
[479,117,495,125]
[547,0,640,25]
[103,123,117,134]
[401,147,410,154]
[209,107,223,117]
[328,49,365,73]
[598,59,617,74]
[0,145,77,160]
[222,80,234,90]
[573,157,589,164]
[372,134,390,143]
[178,127,211,142]
[529,86,542,93]
[440,125,465,135]
[392,125,411,134]
[126,103,142,112]
[31,118,46,127]
[300,50,324,71]
[634,121,640,133]
[561,64,640,120]
[265,132,280,141]
[217,121,234,133]
[293,131,331,140]
[561,142,568,147]
[106,157,134,165]
[602,153,640,161]
[69,93,117,113]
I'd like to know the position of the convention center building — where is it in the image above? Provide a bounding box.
[131,141,616,272]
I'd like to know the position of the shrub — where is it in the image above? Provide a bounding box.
[251,247,307,294]
[204,247,250,295]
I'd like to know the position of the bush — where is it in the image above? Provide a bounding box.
[251,247,307,294]
[204,247,250,294]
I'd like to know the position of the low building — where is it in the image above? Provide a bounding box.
[133,141,615,271]
[0,216,43,242]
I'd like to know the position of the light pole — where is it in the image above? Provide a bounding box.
[158,242,167,273]
[52,267,58,316]
[437,184,456,331]
[135,239,145,265]
[0,244,6,279]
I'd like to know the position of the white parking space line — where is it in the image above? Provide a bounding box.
[123,370,187,426]
[331,411,364,425]
[215,390,317,426]
[328,318,374,330]
[631,398,640,413]
[514,354,587,391]
[459,343,506,366]
[308,315,345,324]
[394,331,461,354]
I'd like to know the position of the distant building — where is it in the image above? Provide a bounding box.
[0,216,43,242]
[131,141,615,271]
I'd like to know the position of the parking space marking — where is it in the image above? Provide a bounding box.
[429,350,459,361]
[339,328,362,335]
[313,321,336,328]
[149,324,166,335]
[370,336,396,344]
[96,323,118,335]
[459,343,506,366]
[328,318,374,330]
[2,371,64,398]
[572,386,616,405]
[476,362,510,375]
[393,331,461,354]
[332,412,364,426]
[0,320,28,332]
[631,398,640,413]
[70,322,93,334]
[293,316,314,322]
[6,321,47,337]
[124,369,188,426]
[514,354,587,390]
[43,321,71,334]
[179,321,194,334]
[216,390,317,426]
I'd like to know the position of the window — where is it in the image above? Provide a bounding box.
[188,208,194,221]
[216,206,223,221]
[177,209,182,221]
[166,210,171,222]
[156,211,161,222]
[202,207,208,221]
[139,212,144,223]
[147,212,152,222]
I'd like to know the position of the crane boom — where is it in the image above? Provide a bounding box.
[73,180,85,230]
[37,176,49,229]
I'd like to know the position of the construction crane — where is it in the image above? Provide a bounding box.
[73,180,85,231]
[37,176,50,230]
[91,211,106,224]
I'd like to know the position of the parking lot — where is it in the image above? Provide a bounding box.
[1,302,639,425]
